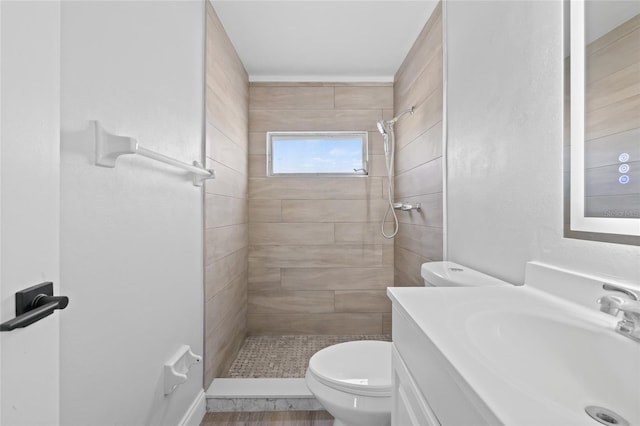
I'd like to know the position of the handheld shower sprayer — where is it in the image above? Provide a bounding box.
[378,106,415,239]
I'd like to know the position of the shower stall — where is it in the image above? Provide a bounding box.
[207,5,393,387]
[223,80,397,381]
[204,0,445,405]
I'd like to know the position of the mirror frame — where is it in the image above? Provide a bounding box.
[564,0,640,245]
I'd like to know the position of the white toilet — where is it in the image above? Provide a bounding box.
[420,260,511,288]
[306,340,391,426]
[305,261,511,426]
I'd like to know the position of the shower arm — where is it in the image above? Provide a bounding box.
[386,107,415,127]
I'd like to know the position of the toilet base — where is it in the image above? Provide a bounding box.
[306,370,390,426]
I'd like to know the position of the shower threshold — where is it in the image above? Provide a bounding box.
[205,334,390,412]
[206,377,320,412]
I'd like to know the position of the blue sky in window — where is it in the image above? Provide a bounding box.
[272,136,364,174]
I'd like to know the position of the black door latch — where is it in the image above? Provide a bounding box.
[0,282,69,332]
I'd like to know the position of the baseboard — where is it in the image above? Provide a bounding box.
[179,389,206,426]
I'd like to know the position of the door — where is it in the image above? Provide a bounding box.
[0,1,61,425]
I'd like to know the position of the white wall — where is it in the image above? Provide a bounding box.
[1,4,4,422]
[1,2,61,424]
[445,1,640,285]
[60,2,205,425]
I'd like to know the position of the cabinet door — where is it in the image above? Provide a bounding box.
[392,345,440,426]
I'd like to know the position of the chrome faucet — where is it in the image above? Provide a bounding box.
[598,283,640,343]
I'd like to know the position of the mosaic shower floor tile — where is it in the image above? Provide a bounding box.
[224,335,391,378]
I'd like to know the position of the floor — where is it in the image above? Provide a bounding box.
[200,411,333,426]
[225,334,391,378]
[205,335,389,423]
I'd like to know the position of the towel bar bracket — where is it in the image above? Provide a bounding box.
[93,121,215,186]
[192,161,215,186]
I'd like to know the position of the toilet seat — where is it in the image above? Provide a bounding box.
[307,340,392,397]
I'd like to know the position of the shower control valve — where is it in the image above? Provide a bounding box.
[394,202,422,212]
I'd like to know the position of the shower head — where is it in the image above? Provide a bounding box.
[375,106,415,135]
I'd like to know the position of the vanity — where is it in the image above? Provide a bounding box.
[387,262,640,426]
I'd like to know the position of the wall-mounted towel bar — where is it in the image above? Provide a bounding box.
[93,121,215,186]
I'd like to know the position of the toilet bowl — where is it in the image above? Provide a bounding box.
[305,261,511,426]
[305,340,391,426]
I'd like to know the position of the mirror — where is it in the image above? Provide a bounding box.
[565,0,640,245]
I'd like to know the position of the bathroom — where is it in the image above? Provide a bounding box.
[1,0,638,425]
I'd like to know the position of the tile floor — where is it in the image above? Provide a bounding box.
[224,335,391,378]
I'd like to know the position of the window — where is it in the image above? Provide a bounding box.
[267,132,368,176]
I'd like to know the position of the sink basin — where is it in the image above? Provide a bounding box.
[388,282,640,425]
[465,308,640,424]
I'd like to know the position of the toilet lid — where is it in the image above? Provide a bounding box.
[307,341,392,397]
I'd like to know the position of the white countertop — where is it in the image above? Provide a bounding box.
[387,285,636,426]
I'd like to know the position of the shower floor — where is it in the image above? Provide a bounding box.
[224,335,391,378]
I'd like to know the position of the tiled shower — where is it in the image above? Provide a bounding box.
[247,81,395,337]
[203,2,444,390]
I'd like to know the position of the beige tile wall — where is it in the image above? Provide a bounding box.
[248,82,394,335]
[204,2,249,387]
[393,2,444,286]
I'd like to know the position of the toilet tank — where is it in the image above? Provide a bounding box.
[421,261,511,287]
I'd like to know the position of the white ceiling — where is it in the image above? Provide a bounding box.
[585,1,640,43]
[211,1,439,82]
